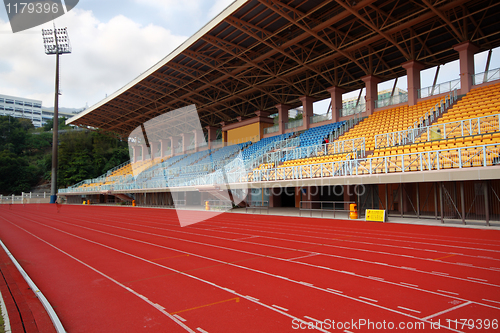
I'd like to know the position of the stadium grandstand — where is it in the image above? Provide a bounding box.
[60,0,500,225]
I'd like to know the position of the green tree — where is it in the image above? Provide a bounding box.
[43,117,71,131]
[0,150,33,194]
[0,115,129,193]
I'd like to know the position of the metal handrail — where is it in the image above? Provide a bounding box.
[375,89,458,148]
[286,118,303,130]
[339,103,366,117]
[60,143,500,194]
[264,125,279,134]
[310,113,332,124]
[472,67,500,86]
[375,93,408,109]
[299,201,355,217]
[418,78,460,99]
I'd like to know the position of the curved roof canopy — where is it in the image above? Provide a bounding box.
[68,0,500,137]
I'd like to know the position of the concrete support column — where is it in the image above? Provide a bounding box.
[171,136,180,156]
[167,137,173,157]
[454,41,479,95]
[132,146,140,163]
[220,122,228,147]
[402,60,424,106]
[150,142,159,160]
[192,129,203,151]
[180,133,189,154]
[362,75,381,116]
[276,104,290,134]
[326,86,345,123]
[141,144,149,161]
[206,126,217,150]
[159,139,166,159]
[299,96,314,130]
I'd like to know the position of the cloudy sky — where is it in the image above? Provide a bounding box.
[0,0,499,113]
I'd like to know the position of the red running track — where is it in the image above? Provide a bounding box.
[0,204,499,332]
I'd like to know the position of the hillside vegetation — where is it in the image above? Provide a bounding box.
[0,115,129,195]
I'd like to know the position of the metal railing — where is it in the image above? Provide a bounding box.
[375,93,408,109]
[299,201,354,218]
[418,114,500,142]
[331,114,365,141]
[0,192,50,203]
[264,125,279,135]
[273,137,366,163]
[286,118,303,130]
[106,160,131,176]
[59,143,500,193]
[245,143,500,183]
[205,199,232,211]
[375,89,458,148]
[339,103,366,117]
[245,201,269,214]
[418,78,461,99]
[473,67,500,86]
[310,113,332,124]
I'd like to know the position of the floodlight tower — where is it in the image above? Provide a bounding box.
[42,26,72,204]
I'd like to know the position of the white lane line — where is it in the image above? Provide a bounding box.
[237,236,260,240]
[358,296,378,303]
[304,315,322,322]
[432,271,449,275]
[287,253,320,261]
[369,276,384,281]
[397,306,421,314]
[0,240,64,333]
[400,282,418,288]
[373,262,388,266]
[422,301,472,320]
[3,218,332,333]
[272,304,289,312]
[173,314,187,322]
[482,299,500,305]
[57,212,500,290]
[70,207,500,255]
[438,290,459,295]
[340,270,355,275]
[0,222,197,333]
[327,288,343,294]
[478,256,494,259]
[0,282,11,333]
[299,281,314,287]
[154,303,166,311]
[344,330,354,333]
[456,262,473,266]
[197,328,209,333]
[19,213,494,329]
[401,266,416,270]
[467,277,488,282]
[245,296,259,302]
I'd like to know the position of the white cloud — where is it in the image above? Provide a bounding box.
[207,0,237,20]
[0,8,187,108]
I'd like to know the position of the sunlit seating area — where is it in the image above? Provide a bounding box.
[340,96,445,151]
[61,80,500,193]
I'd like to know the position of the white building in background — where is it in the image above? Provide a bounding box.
[342,87,407,109]
[0,94,43,127]
[0,93,77,127]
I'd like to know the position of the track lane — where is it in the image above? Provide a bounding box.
[7,208,496,330]
[3,205,500,332]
